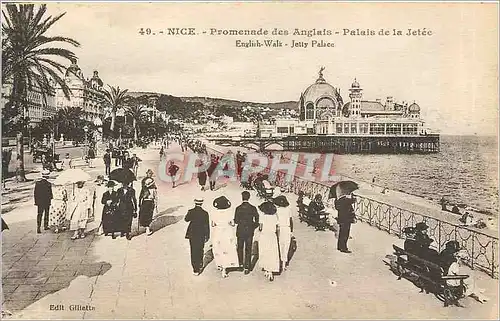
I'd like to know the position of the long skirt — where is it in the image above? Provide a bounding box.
[69,205,89,230]
[139,200,154,227]
[102,206,115,234]
[278,226,291,262]
[212,226,239,269]
[258,231,280,272]
[49,200,67,230]
[114,210,133,233]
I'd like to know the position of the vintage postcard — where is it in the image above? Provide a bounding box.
[1,1,498,319]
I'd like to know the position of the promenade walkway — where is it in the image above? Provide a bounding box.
[2,143,498,319]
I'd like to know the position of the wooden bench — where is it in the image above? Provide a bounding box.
[392,245,469,307]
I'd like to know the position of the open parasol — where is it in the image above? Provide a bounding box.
[109,168,136,184]
[53,168,92,185]
[329,180,359,199]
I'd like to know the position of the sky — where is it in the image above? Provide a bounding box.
[14,2,499,136]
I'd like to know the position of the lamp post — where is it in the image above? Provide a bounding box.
[83,125,89,159]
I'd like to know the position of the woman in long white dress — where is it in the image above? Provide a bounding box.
[274,195,293,270]
[258,200,280,281]
[69,181,91,240]
[211,195,239,278]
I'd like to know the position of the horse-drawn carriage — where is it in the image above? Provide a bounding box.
[32,146,61,171]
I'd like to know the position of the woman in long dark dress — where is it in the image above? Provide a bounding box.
[101,181,118,238]
[197,160,208,191]
[115,181,137,240]
[139,177,157,236]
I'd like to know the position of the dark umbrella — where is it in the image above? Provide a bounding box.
[109,168,136,184]
[329,180,359,199]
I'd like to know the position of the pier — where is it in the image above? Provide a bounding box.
[210,134,440,154]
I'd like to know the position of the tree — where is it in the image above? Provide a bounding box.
[125,102,147,142]
[2,4,79,181]
[103,85,129,133]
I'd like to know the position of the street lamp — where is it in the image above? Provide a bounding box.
[83,125,89,159]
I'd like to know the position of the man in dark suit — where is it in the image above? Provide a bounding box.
[234,191,259,274]
[185,198,210,276]
[335,194,356,253]
[103,149,112,176]
[34,170,53,233]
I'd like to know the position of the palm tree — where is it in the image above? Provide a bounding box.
[2,4,79,182]
[103,85,129,133]
[125,102,148,142]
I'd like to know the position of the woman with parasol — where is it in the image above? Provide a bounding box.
[139,177,158,236]
[69,181,92,240]
[258,199,280,281]
[211,196,239,278]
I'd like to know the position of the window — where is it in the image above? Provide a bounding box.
[351,123,357,133]
[306,103,314,120]
[336,123,343,134]
[307,128,314,134]
[387,123,401,135]
[344,123,350,134]
[360,123,369,134]
[277,127,288,134]
[402,124,417,135]
[289,126,295,134]
[370,123,385,135]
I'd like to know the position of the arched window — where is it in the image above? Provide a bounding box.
[305,103,314,120]
[316,97,335,118]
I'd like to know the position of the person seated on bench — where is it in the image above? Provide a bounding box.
[414,222,440,264]
[308,194,325,221]
[439,241,490,303]
[403,227,418,253]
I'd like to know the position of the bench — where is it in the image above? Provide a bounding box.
[392,245,469,307]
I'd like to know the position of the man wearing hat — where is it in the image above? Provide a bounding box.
[34,170,53,233]
[334,193,356,253]
[103,149,112,176]
[184,197,210,275]
[234,191,259,274]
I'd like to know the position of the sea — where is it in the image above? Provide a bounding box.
[332,135,499,216]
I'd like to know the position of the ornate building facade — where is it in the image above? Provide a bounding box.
[270,68,426,137]
[55,58,105,121]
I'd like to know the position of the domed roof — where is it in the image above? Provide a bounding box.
[409,102,420,112]
[65,58,83,79]
[302,81,338,104]
[351,78,360,88]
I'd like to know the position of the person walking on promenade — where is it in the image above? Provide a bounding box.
[197,160,208,191]
[257,200,280,281]
[274,195,293,270]
[139,177,157,236]
[48,184,68,233]
[334,193,356,253]
[69,181,91,240]
[207,157,218,191]
[34,170,53,233]
[115,181,137,240]
[87,147,96,168]
[234,191,259,275]
[168,160,180,188]
[211,196,239,278]
[185,197,210,276]
[122,151,133,170]
[101,181,118,238]
[159,146,165,161]
[103,149,112,176]
[131,153,142,177]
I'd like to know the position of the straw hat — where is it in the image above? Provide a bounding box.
[41,170,50,178]
[194,197,204,205]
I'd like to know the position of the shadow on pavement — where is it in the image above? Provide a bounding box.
[131,205,185,237]
[2,218,113,312]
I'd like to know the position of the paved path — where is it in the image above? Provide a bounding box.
[2,143,498,319]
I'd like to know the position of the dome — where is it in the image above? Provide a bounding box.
[409,102,420,112]
[302,81,338,104]
[65,58,83,79]
[351,78,360,88]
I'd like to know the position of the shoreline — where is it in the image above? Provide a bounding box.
[201,139,498,234]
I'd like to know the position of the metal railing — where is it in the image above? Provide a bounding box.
[204,144,499,278]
